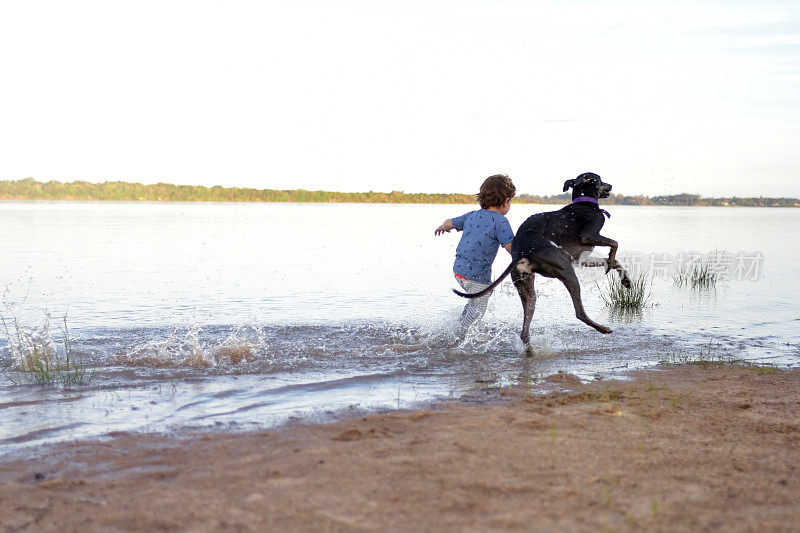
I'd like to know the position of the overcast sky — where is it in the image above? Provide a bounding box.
[1,1,798,197]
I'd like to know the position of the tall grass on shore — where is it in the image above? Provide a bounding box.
[660,342,778,374]
[2,314,91,386]
[598,271,654,313]
[673,253,725,289]
[661,342,731,368]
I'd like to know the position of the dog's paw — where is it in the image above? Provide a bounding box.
[598,325,613,334]
[523,345,536,357]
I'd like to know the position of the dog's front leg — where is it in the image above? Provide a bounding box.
[577,251,631,288]
[597,240,632,289]
[579,230,619,273]
[612,262,632,288]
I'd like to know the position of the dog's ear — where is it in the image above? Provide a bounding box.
[564,174,592,191]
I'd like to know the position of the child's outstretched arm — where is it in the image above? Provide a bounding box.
[434,219,455,236]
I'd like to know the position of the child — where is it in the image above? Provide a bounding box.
[434,174,516,332]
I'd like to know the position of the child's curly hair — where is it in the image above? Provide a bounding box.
[477,174,516,209]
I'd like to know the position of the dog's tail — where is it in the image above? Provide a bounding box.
[452,259,520,299]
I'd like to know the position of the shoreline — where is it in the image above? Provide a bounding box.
[1,364,798,531]
[2,197,799,208]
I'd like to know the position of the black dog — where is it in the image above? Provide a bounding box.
[454,172,631,351]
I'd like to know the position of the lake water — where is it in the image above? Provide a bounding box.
[1,201,798,454]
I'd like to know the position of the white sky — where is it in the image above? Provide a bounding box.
[1,0,798,197]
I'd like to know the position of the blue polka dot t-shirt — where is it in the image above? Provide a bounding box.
[451,209,514,284]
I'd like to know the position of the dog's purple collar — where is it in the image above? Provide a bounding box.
[573,195,598,204]
[573,196,611,218]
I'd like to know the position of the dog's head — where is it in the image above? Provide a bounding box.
[563,172,612,200]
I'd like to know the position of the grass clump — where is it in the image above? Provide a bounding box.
[661,344,784,375]
[673,253,725,289]
[660,342,737,369]
[2,314,91,386]
[750,365,777,376]
[598,270,654,312]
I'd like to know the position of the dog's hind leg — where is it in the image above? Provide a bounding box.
[511,259,536,352]
[549,257,612,334]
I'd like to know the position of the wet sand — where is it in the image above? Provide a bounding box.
[1,364,799,532]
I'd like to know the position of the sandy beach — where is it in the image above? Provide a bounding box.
[1,363,798,532]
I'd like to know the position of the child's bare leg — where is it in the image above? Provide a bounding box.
[456,277,491,334]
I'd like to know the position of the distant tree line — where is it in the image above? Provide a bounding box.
[1,178,797,207]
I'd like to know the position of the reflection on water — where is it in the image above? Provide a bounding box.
[1,202,799,454]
